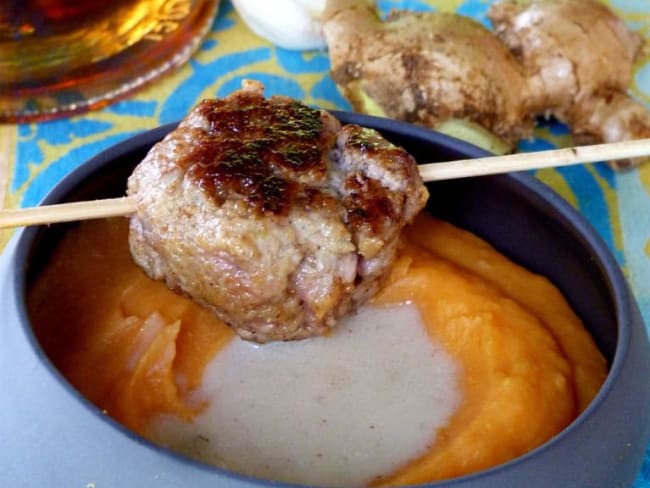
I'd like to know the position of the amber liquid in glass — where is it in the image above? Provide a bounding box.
[0,0,219,122]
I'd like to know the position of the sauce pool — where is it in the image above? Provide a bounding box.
[150,305,461,487]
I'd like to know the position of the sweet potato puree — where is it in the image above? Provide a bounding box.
[28,214,607,485]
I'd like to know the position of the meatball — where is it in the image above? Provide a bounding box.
[127,81,428,342]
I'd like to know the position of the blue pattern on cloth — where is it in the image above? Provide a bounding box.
[6,1,650,485]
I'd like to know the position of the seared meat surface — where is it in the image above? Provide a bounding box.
[128,81,428,342]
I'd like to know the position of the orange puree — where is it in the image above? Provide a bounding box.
[28,215,607,485]
[373,214,607,485]
[28,218,235,436]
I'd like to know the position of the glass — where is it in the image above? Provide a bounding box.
[0,0,219,123]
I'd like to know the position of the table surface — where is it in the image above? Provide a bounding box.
[1,0,649,485]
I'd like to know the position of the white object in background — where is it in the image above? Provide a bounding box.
[232,0,327,50]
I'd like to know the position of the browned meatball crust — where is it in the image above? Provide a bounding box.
[127,81,428,342]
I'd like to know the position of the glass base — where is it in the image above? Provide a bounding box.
[0,0,219,123]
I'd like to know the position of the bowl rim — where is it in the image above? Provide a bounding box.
[11,113,636,486]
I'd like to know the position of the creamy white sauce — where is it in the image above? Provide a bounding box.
[150,304,461,487]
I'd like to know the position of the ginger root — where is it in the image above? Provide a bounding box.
[489,0,649,168]
[322,0,535,154]
[323,0,649,168]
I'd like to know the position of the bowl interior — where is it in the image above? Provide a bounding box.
[12,113,631,488]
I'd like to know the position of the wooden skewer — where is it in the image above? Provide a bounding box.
[419,137,650,182]
[1,138,649,229]
[0,196,137,228]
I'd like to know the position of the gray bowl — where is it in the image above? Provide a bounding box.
[1,112,649,487]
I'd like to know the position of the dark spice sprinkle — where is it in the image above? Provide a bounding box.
[255,177,294,215]
[275,142,322,169]
[345,126,382,151]
[186,95,325,215]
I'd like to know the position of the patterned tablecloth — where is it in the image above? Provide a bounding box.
[1,0,649,484]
